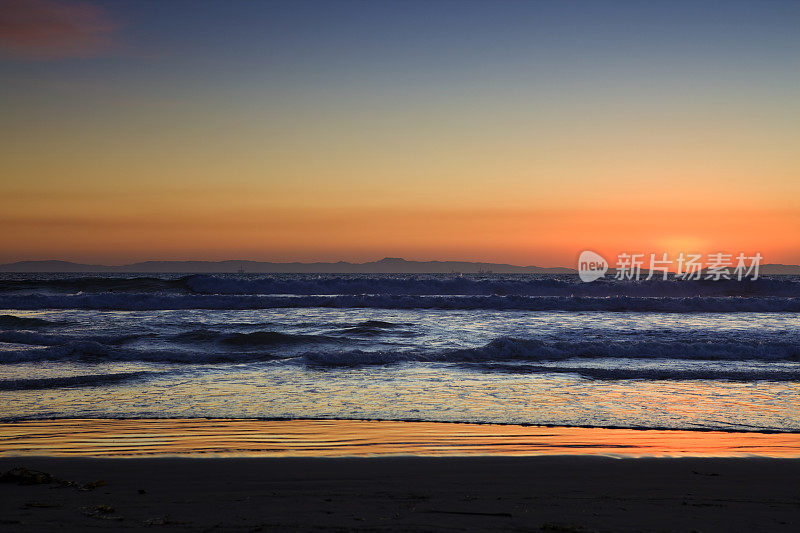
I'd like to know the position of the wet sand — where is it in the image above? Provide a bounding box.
[1,455,799,532]
[1,418,799,457]
[1,419,799,531]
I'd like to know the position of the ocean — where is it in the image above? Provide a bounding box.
[1,273,798,432]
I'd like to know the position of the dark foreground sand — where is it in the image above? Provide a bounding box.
[1,456,798,532]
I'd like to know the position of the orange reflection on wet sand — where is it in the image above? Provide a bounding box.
[0,419,798,458]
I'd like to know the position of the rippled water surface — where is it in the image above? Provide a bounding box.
[1,273,798,431]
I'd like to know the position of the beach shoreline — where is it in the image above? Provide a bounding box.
[1,418,798,531]
[1,418,799,458]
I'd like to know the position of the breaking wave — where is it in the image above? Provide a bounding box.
[0,276,184,294]
[172,329,338,347]
[1,293,799,312]
[2,335,797,368]
[181,274,800,298]
[1,274,799,298]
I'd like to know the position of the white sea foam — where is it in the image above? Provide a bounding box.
[1,293,799,312]
[1,274,798,432]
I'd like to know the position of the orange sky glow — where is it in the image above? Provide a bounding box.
[1,0,798,266]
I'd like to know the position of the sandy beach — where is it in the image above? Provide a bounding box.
[0,455,798,532]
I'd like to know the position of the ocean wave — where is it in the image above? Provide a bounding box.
[458,362,800,382]
[0,314,59,329]
[0,342,284,363]
[1,293,799,312]
[297,336,800,367]
[442,337,800,362]
[172,329,337,347]
[336,320,414,336]
[182,275,800,297]
[1,274,799,298]
[0,330,148,347]
[301,349,426,367]
[0,371,155,391]
[354,320,402,328]
[0,276,184,294]
[1,333,797,366]
[222,330,336,347]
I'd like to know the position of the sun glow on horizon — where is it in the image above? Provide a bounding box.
[1,0,798,265]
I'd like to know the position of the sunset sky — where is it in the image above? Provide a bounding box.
[1,0,798,266]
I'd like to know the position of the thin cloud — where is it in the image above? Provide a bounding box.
[0,0,116,59]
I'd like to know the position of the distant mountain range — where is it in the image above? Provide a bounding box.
[0,257,572,274]
[1,257,799,274]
